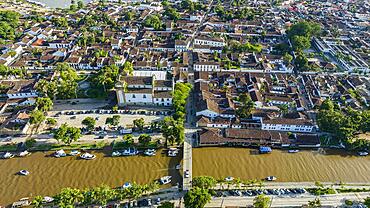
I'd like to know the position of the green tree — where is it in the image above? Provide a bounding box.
[283,53,293,64]
[364,197,370,207]
[287,21,321,39]
[82,117,96,130]
[54,123,81,145]
[192,176,217,189]
[31,195,44,208]
[133,118,145,131]
[77,0,84,9]
[253,194,271,208]
[123,61,134,75]
[46,118,57,126]
[138,134,152,146]
[291,35,311,51]
[36,97,53,112]
[308,198,321,208]
[164,7,180,21]
[92,184,115,205]
[235,93,255,118]
[184,187,211,208]
[106,115,120,126]
[161,116,184,146]
[54,187,83,207]
[123,134,134,144]
[143,14,163,30]
[30,110,46,125]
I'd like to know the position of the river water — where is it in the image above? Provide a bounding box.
[1,148,369,205]
[0,150,181,206]
[193,148,370,183]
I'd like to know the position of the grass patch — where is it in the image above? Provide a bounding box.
[86,88,108,100]
[307,188,336,195]
[31,142,109,151]
[0,144,18,152]
[337,188,370,193]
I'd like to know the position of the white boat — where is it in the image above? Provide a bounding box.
[19,170,30,176]
[112,151,121,157]
[144,149,156,156]
[54,149,66,158]
[19,150,31,157]
[176,164,181,170]
[69,150,80,156]
[3,152,14,159]
[288,149,299,153]
[168,148,179,157]
[358,151,368,156]
[122,182,132,189]
[43,196,54,203]
[266,176,277,181]
[80,153,96,160]
[225,176,234,182]
[160,176,172,185]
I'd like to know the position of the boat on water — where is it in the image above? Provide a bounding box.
[112,151,121,157]
[19,170,30,176]
[2,152,14,159]
[43,196,54,203]
[19,150,31,157]
[176,164,181,170]
[54,149,66,158]
[266,176,277,181]
[144,149,156,156]
[122,182,132,189]
[160,176,172,185]
[358,151,368,156]
[12,197,30,207]
[259,146,272,154]
[288,149,299,153]
[168,148,179,157]
[69,150,80,156]
[225,176,234,182]
[80,153,96,160]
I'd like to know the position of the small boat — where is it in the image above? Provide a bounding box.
[266,176,277,181]
[112,151,121,157]
[144,149,156,156]
[12,198,30,207]
[2,152,14,159]
[176,164,181,170]
[80,153,96,160]
[69,150,80,156]
[160,176,172,185]
[54,149,66,158]
[288,149,299,153]
[19,150,31,157]
[122,182,132,189]
[259,146,272,154]
[43,196,54,203]
[19,170,30,176]
[225,176,234,182]
[168,148,179,157]
[358,151,368,156]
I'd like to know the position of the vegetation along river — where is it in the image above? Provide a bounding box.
[1,148,370,205]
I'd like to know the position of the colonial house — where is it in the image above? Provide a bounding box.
[261,118,314,133]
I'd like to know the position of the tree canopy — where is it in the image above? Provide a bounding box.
[184,187,211,208]
[36,97,53,112]
[29,110,46,125]
[253,194,271,208]
[0,11,20,40]
[82,117,96,130]
[54,123,81,145]
[143,15,163,30]
[192,176,217,189]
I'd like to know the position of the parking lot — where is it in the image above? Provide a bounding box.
[213,188,307,198]
[49,109,166,129]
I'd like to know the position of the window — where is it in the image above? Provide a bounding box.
[132,94,136,98]
[143,94,146,98]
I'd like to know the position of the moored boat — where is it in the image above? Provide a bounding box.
[121,148,138,156]
[54,149,66,158]
[288,149,299,153]
[2,152,14,159]
[19,170,30,176]
[159,176,172,185]
[43,196,54,203]
[80,153,96,160]
[112,151,121,157]
[122,182,132,189]
[19,150,31,157]
[144,149,156,156]
[176,164,181,170]
[69,150,80,156]
[225,176,234,182]
[259,146,272,154]
[358,151,368,156]
[168,148,179,157]
[266,176,277,181]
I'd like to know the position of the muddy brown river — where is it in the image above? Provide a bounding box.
[1,148,370,205]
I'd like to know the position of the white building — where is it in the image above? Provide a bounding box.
[261,118,314,133]
[194,62,221,72]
